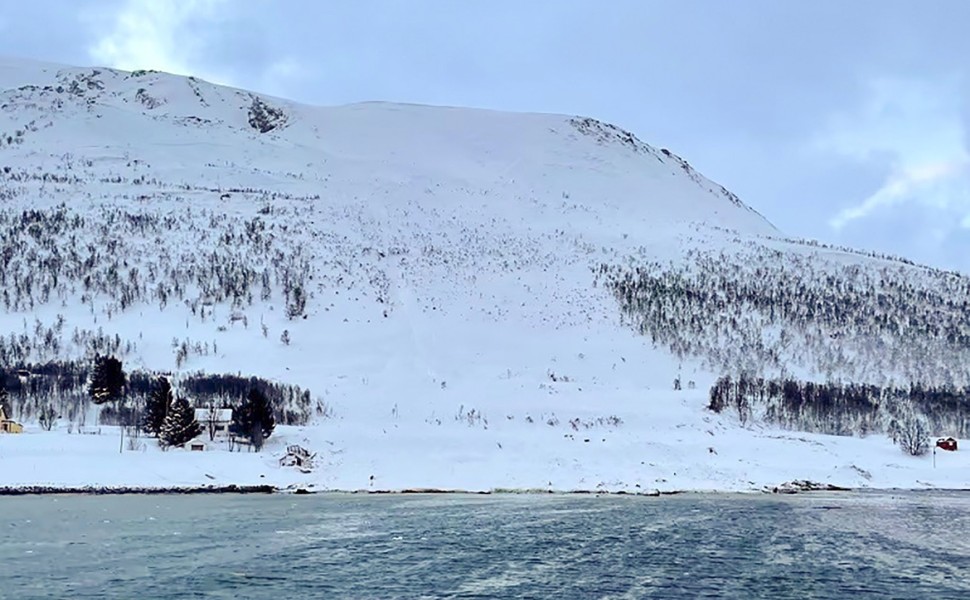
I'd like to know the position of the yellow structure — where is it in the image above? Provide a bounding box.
[0,406,23,433]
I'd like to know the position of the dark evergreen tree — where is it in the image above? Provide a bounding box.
[231,388,276,450]
[159,396,201,448]
[0,373,9,417]
[88,354,125,405]
[142,376,172,436]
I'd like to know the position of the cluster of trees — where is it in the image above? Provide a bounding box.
[0,320,130,367]
[179,372,316,425]
[596,246,970,387]
[0,203,313,318]
[0,359,318,433]
[247,96,288,133]
[597,243,970,448]
[703,223,924,268]
[89,354,276,450]
[708,374,970,454]
[139,374,275,449]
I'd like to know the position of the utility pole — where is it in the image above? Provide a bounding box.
[119,398,125,454]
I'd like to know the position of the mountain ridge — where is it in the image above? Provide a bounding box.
[1,57,968,493]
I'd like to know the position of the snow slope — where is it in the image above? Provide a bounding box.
[0,57,966,493]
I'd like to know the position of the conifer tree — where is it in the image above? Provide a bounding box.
[88,355,125,405]
[230,388,276,450]
[89,354,129,454]
[159,396,201,448]
[142,376,172,436]
[0,373,9,417]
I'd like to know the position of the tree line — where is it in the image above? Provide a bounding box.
[0,358,319,433]
[708,373,969,454]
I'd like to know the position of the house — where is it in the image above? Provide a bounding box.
[195,407,233,438]
[0,406,23,434]
[936,437,958,452]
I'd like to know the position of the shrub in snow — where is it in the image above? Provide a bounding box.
[897,413,930,457]
[38,403,57,431]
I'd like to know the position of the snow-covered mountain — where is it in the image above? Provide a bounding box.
[2,57,969,493]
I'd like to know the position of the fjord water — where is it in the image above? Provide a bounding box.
[1,492,968,598]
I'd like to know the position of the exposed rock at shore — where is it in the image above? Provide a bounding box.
[769,480,852,494]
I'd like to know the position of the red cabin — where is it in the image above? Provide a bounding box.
[936,437,958,452]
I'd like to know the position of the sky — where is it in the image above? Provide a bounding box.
[2,0,968,271]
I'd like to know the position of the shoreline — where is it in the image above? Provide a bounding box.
[0,484,277,496]
[3,484,969,497]
[0,483,844,496]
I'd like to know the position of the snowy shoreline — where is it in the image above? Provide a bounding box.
[5,483,969,497]
[16,482,970,497]
[0,484,276,496]
[0,484,830,496]
[3,418,969,496]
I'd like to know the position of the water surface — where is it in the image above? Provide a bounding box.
[1,491,968,598]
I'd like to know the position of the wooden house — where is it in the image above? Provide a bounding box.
[0,406,23,434]
[195,408,233,438]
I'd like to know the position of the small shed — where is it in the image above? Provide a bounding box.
[188,438,208,452]
[0,406,23,434]
[936,437,958,452]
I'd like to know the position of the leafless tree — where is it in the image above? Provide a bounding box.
[898,413,930,456]
[205,403,220,441]
[38,403,58,431]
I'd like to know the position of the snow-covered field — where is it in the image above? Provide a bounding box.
[0,57,968,494]
[3,398,968,493]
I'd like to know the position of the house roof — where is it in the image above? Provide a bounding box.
[195,408,233,422]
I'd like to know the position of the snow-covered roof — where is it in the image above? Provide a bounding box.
[195,408,233,422]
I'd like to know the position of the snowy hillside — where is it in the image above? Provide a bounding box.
[1,57,969,493]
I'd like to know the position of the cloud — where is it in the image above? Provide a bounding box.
[86,0,231,84]
[831,160,970,228]
[815,77,970,230]
[257,57,310,100]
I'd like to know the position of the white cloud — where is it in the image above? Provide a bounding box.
[830,159,970,229]
[259,57,309,99]
[86,0,231,84]
[815,77,970,230]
